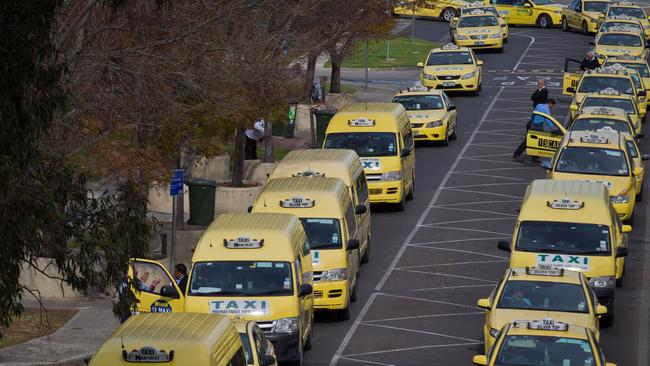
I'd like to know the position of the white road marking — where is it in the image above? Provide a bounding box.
[412,284,498,292]
[342,342,482,358]
[445,182,528,189]
[429,199,521,207]
[418,225,513,237]
[442,188,522,199]
[451,171,523,182]
[461,156,522,164]
[394,268,499,284]
[340,357,396,366]
[429,206,518,216]
[377,293,478,311]
[397,259,507,270]
[408,237,509,246]
[364,311,485,323]
[421,217,514,226]
[361,323,481,343]
[406,245,510,260]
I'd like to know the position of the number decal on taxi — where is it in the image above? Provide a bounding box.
[537,139,559,149]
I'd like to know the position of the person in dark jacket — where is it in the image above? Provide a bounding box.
[580,51,600,71]
[173,263,188,295]
[531,79,548,108]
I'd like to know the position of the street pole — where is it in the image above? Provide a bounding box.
[171,195,177,269]
[364,41,369,90]
[411,7,415,43]
[386,39,390,64]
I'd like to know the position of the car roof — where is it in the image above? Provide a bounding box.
[505,267,583,284]
[563,130,626,149]
[394,89,446,97]
[430,44,472,53]
[577,105,630,120]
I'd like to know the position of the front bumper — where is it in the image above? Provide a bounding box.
[314,280,349,310]
[413,125,447,141]
[266,331,301,363]
[420,75,480,92]
[613,200,634,221]
[455,38,503,49]
[368,181,404,203]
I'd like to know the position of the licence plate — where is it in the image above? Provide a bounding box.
[475,41,485,46]
[443,82,455,87]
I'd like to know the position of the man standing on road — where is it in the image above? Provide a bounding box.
[531,79,548,108]
[580,51,600,71]
[513,98,556,161]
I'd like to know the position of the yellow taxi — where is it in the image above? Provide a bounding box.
[523,111,567,159]
[323,103,416,210]
[561,0,611,33]
[391,84,458,144]
[472,320,617,366]
[605,1,650,39]
[417,43,483,94]
[392,0,469,22]
[498,179,630,326]
[547,131,639,222]
[570,105,639,138]
[451,9,504,51]
[453,4,509,40]
[571,89,643,134]
[485,0,563,28]
[477,267,608,353]
[603,55,650,97]
[235,320,278,366]
[622,134,648,200]
[591,27,649,60]
[597,15,644,38]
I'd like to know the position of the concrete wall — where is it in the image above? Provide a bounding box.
[20,258,84,299]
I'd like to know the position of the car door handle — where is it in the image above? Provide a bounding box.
[530,135,539,139]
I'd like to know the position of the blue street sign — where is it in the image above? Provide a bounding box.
[170,169,184,196]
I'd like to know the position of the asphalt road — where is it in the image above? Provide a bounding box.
[305,19,650,366]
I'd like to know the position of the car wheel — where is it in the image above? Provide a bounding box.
[537,14,552,28]
[581,21,589,34]
[442,127,450,146]
[504,36,508,43]
[406,175,414,201]
[449,125,458,140]
[304,322,313,350]
[338,306,351,321]
[562,17,568,32]
[441,7,456,22]
[350,282,358,302]
[361,236,370,263]
[637,186,643,202]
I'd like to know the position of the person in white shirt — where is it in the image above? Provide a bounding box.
[245,118,265,160]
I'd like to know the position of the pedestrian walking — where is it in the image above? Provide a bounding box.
[310,78,324,103]
[513,98,556,161]
[580,50,600,71]
[173,263,188,295]
[531,79,548,108]
[244,118,265,160]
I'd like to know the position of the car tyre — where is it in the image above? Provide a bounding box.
[504,36,508,43]
[537,14,552,28]
[442,127,450,146]
[406,176,414,201]
[562,17,569,32]
[581,20,589,34]
[441,7,456,22]
[450,125,457,140]
[361,236,370,263]
[338,307,351,321]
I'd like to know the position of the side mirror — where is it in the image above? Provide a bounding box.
[540,159,552,170]
[524,2,532,7]
[355,204,367,215]
[596,304,608,315]
[347,239,360,251]
[477,60,484,66]
[616,247,629,258]
[642,154,650,161]
[298,283,313,297]
[570,104,578,111]
[247,205,253,213]
[401,148,411,157]
[160,285,180,299]
[639,90,647,96]
[567,87,576,93]
[622,225,632,233]
[589,41,595,46]
[261,355,276,366]
[500,23,507,27]
[599,13,605,19]
[417,62,424,68]
[497,240,511,252]
[634,167,642,176]
[477,298,491,310]
[472,355,488,366]
[452,17,459,22]
[448,105,457,111]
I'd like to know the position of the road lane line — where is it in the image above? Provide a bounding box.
[408,237,509,245]
[441,188,522,199]
[406,246,509,260]
[377,292,479,311]
[429,206,519,216]
[342,342,482,358]
[364,311,485,323]
[397,260,507,269]
[417,225,513,237]
[339,357,396,366]
[394,269,498,283]
[361,323,481,343]
[420,217,514,225]
[412,284,498,292]
[446,182,529,189]
[510,33,535,70]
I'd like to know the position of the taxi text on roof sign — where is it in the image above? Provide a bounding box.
[442,43,460,50]
[224,236,264,249]
[526,265,564,276]
[348,117,375,127]
[527,319,569,331]
[469,8,485,15]
[547,197,584,210]
[607,25,638,32]
[123,346,174,363]
[580,134,609,144]
[280,196,315,208]
[609,14,633,20]
[293,170,324,177]
[599,87,620,95]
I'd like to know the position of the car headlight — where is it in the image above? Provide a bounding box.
[489,33,501,38]
[320,268,348,281]
[456,35,469,40]
[382,171,403,181]
[589,276,616,289]
[423,73,437,80]
[425,121,443,128]
[611,189,630,204]
[489,327,500,338]
[272,317,299,333]
[461,71,477,79]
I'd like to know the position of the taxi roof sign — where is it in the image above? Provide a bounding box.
[616,1,635,6]
[598,87,621,95]
[608,14,634,20]
[408,82,429,92]
[596,126,619,134]
[280,196,315,208]
[528,319,569,331]
[348,117,375,127]
[547,197,584,210]
[123,346,174,363]
[441,43,460,50]
[469,8,486,15]
[606,25,639,32]
[526,265,564,276]
[591,106,617,115]
[580,134,609,144]
[224,236,264,249]
[293,170,324,177]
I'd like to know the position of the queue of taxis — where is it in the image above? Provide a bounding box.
[570,88,643,134]
[604,1,650,40]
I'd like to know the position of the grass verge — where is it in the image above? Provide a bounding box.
[324,37,439,68]
[0,308,78,349]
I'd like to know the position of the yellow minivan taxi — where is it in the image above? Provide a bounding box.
[89,313,247,366]
[476,267,607,353]
[323,103,416,210]
[268,149,372,263]
[546,131,638,222]
[130,213,314,364]
[252,177,362,320]
[497,179,630,326]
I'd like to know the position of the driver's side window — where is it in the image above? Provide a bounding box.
[573,0,582,11]
[531,117,561,135]
[132,261,172,295]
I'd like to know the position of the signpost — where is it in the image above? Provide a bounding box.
[169,169,184,268]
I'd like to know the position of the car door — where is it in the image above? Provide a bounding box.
[443,92,458,133]
[344,204,360,287]
[563,58,583,95]
[129,259,185,314]
[526,112,567,158]
[402,127,415,189]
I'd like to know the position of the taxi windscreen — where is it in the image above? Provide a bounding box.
[610,61,650,77]
[582,97,635,113]
[516,221,611,255]
[497,281,589,313]
[324,132,397,157]
[598,33,642,47]
[608,6,646,19]
[458,15,498,27]
[426,52,473,65]
[600,21,642,33]
[584,1,609,12]
[495,335,596,365]
[392,95,444,110]
[189,261,293,296]
[578,76,633,95]
[300,218,343,249]
[572,118,632,135]
[556,146,629,176]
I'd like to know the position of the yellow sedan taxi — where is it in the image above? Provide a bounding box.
[598,15,644,38]
[486,0,563,28]
[571,89,644,134]
[561,0,611,34]
[570,105,639,138]
[605,1,650,39]
[392,0,469,22]
[391,84,458,144]
[454,4,509,40]
[472,320,617,366]
[591,27,649,60]
[548,131,639,222]
[603,55,650,98]
[417,43,483,94]
[477,267,607,353]
[451,9,504,51]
